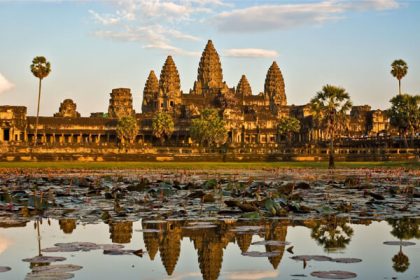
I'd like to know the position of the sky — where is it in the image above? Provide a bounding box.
[0,0,419,116]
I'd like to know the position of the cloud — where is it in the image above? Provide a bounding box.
[214,0,400,33]
[0,73,14,94]
[89,0,223,56]
[95,25,200,56]
[223,48,278,58]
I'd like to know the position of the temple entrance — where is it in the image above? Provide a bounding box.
[3,128,10,141]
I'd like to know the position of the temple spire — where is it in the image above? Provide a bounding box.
[142,70,159,113]
[196,40,223,93]
[236,75,252,97]
[264,61,286,106]
[159,55,181,96]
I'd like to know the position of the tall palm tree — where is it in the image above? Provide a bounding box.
[310,85,352,169]
[391,59,408,95]
[30,56,51,145]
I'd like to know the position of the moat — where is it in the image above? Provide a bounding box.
[0,167,418,279]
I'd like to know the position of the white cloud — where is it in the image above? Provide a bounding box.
[214,0,400,33]
[0,73,14,94]
[223,48,278,58]
[95,25,200,56]
[89,0,222,56]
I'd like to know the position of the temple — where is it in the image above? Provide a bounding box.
[0,40,411,161]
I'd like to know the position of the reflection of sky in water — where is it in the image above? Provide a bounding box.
[0,220,418,279]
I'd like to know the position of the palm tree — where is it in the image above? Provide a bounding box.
[30,56,51,145]
[391,59,408,95]
[310,85,352,169]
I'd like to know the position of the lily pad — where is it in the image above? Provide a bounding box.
[242,251,281,257]
[383,241,416,246]
[25,272,74,280]
[0,266,11,273]
[22,256,66,264]
[291,255,333,262]
[310,270,357,279]
[332,258,362,264]
[103,249,136,255]
[251,240,290,246]
[230,226,262,232]
[32,264,83,273]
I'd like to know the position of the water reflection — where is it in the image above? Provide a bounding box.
[310,216,354,252]
[0,217,419,279]
[387,217,419,273]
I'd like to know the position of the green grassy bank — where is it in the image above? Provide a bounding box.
[0,161,418,170]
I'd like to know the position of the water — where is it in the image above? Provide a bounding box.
[0,217,418,279]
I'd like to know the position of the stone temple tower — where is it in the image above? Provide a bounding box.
[264,61,287,111]
[108,88,135,118]
[194,40,223,94]
[236,75,252,97]
[158,55,182,112]
[142,70,159,113]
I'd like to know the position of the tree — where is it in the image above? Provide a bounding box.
[388,94,419,148]
[190,109,227,147]
[391,59,408,95]
[116,116,139,144]
[277,116,300,145]
[30,56,51,145]
[152,112,174,145]
[310,85,352,169]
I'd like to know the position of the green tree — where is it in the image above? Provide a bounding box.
[388,94,420,148]
[30,56,51,145]
[277,116,300,145]
[391,59,408,95]
[116,116,139,144]
[190,109,227,147]
[310,85,352,169]
[152,112,174,145]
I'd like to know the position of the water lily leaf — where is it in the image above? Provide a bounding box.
[242,251,281,257]
[183,222,217,230]
[32,264,83,273]
[251,240,290,246]
[0,266,11,273]
[231,225,262,232]
[291,255,333,262]
[332,258,362,263]
[103,249,136,255]
[310,270,357,279]
[22,256,66,264]
[203,179,217,189]
[240,212,260,219]
[383,241,416,246]
[25,272,74,280]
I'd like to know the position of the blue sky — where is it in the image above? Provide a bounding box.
[0,0,419,116]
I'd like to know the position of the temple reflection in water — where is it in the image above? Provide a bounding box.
[1,217,418,279]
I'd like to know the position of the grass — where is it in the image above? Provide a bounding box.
[0,161,418,170]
